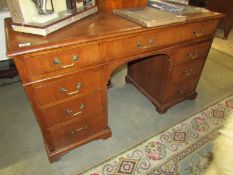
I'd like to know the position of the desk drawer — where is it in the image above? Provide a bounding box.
[34,68,102,106]
[48,114,107,149]
[23,44,100,77]
[165,76,199,102]
[48,118,90,149]
[171,59,205,84]
[103,26,181,59]
[42,90,104,128]
[181,20,219,41]
[173,41,211,65]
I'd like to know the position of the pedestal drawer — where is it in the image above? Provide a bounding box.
[48,114,108,149]
[181,20,219,41]
[172,41,211,65]
[165,76,199,102]
[34,68,102,106]
[171,59,205,84]
[42,90,104,128]
[48,118,90,149]
[22,43,100,77]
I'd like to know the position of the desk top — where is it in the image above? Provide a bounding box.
[5,11,223,57]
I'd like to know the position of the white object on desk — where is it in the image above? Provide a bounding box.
[30,12,59,24]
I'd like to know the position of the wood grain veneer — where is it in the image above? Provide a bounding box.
[5,10,223,162]
[96,0,148,13]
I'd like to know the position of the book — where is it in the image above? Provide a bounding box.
[12,6,97,36]
[113,7,186,28]
[148,0,209,15]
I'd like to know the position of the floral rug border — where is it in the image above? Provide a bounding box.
[81,95,233,175]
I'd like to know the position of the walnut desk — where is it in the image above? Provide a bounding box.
[5,11,223,162]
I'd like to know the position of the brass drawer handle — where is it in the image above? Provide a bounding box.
[65,104,85,116]
[136,39,155,49]
[70,125,88,135]
[53,55,79,69]
[178,87,188,94]
[60,82,82,96]
[193,29,206,37]
[187,50,198,59]
[183,68,193,77]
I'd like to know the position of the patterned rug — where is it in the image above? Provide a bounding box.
[211,28,233,57]
[81,95,233,175]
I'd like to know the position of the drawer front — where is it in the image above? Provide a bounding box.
[48,118,90,149]
[23,44,100,77]
[173,41,211,65]
[171,59,205,84]
[34,68,102,106]
[165,76,199,102]
[48,114,107,149]
[181,20,219,41]
[103,26,181,60]
[42,90,104,128]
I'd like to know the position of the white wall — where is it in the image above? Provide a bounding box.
[0,10,11,61]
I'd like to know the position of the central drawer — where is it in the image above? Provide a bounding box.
[103,26,181,60]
